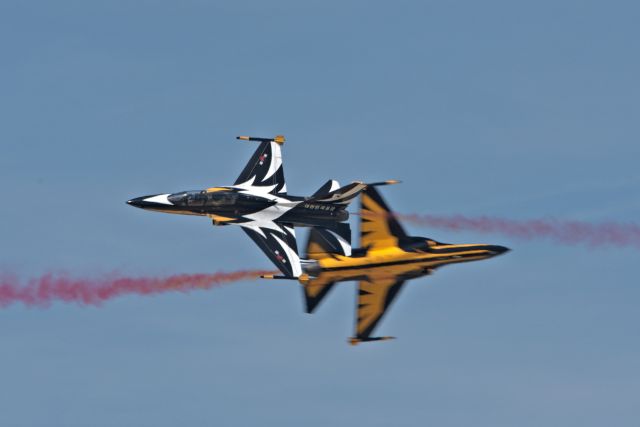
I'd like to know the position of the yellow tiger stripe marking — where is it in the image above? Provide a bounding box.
[306,241,332,261]
[360,193,398,249]
[357,277,397,335]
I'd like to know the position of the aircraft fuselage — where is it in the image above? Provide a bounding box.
[127,186,349,227]
[303,241,509,283]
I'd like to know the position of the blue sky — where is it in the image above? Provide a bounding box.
[1,1,639,426]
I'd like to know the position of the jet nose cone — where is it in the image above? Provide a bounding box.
[490,245,510,256]
[126,196,144,208]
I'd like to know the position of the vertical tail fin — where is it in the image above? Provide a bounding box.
[302,225,351,314]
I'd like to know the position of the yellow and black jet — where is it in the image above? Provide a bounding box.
[264,186,509,345]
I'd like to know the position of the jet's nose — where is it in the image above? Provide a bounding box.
[126,194,175,210]
[126,196,144,208]
[126,196,154,209]
[489,245,510,256]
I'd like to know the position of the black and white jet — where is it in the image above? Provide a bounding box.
[127,135,396,277]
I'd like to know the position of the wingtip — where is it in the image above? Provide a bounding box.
[236,135,285,145]
[366,180,402,187]
[348,336,396,345]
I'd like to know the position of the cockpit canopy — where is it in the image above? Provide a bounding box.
[402,236,445,251]
[167,192,188,205]
[168,190,239,207]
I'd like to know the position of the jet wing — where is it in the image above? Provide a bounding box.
[350,276,406,345]
[234,136,287,195]
[240,221,302,278]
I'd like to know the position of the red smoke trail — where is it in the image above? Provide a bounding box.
[397,214,640,249]
[0,270,273,308]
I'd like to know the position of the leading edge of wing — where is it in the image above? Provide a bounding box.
[240,221,302,277]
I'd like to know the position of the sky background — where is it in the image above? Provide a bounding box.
[1,1,640,426]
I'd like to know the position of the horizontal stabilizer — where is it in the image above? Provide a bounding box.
[304,279,337,313]
[306,224,352,259]
[366,179,401,187]
[329,222,352,245]
[300,224,351,314]
[306,181,367,206]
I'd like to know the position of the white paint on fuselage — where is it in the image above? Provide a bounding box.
[228,179,302,224]
[143,194,173,205]
[242,202,300,228]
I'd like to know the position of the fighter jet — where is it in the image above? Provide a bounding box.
[127,135,395,277]
[263,186,509,345]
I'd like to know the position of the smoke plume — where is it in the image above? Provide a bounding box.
[5,214,636,308]
[0,270,273,308]
[397,213,640,249]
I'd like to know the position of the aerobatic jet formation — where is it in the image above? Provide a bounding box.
[127,135,396,277]
[263,186,510,345]
[128,135,509,345]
